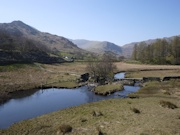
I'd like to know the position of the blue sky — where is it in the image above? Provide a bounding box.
[0,0,180,45]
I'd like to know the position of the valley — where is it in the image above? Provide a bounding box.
[0,21,179,135]
[0,62,179,134]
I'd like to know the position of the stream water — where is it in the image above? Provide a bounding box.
[0,73,140,129]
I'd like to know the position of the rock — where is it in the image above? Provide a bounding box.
[92,111,103,117]
[143,77,161,82]
[79,73,89,82]
[162,76,180,81]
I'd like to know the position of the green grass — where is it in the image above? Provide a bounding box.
[44,81,81,88]
[1,97,179,135]
[0,64,33,72]
[129,80,180,98]
[94,84,123,95]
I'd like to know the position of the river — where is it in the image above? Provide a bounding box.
[0,73,140,129]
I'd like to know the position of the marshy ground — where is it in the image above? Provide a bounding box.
[0,62,180,135]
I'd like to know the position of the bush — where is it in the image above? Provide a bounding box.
[160,100,178,109]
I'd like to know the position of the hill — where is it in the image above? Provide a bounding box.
[71,39,123,55]
[0,21,90,64]
[0,30,65,64]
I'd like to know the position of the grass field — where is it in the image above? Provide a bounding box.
[115,62,180,71]
[125,70,180,79]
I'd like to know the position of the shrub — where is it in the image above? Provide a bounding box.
[160,100,178,109]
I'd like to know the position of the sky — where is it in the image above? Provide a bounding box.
[0,0,180,46]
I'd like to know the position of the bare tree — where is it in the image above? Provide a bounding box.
[86,53,117,84]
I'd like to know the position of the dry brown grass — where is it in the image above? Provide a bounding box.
[115,62,180,71]
[0,65,50,103]
[125,70,180,79]
[0,63,84,103]
[42,62,87,74]
[42,62,180,75]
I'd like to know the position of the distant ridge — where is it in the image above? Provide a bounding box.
[72,35,180,58]
[1,21,179,60]
[71,39,123,55]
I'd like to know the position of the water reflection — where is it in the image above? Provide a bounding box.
[114,72,125,79]
[0,73,139,129]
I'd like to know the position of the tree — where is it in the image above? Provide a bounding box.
[86,53,117,84]
[132,44,138,60]
[136,42,147,62]
[131,37,180,65]
[171,36,180,64]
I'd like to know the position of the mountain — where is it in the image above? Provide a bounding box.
[0,21,89,64]
[0,28,65,64]
[0,21,85,53]
[71,39,123,55]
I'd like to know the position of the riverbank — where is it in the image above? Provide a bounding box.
[1,80,179,134]
[1,62,179,103]
[1,96,179,135]
[0,63,83,104]
[0,63,180,134]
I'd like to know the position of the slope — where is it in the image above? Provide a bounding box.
[71,39,122,55]
[0,21,91,64]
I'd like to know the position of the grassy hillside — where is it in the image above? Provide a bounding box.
[0,31,65,64]
[0,21,93,62]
